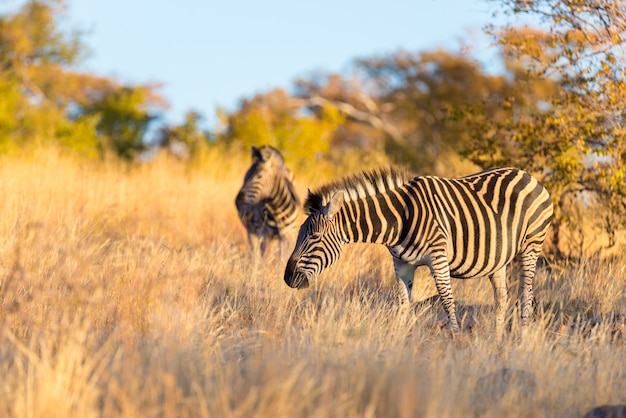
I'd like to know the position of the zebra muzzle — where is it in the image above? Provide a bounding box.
[284,263,310,289]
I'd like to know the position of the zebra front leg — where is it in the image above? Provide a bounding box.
[259,236,268,257]
[277,235,292,263]
[278,237,284,262]
[392,258,416,310]
[248,233,262,260]
[488,267,509,337]
[276,237,288,278]
[429,257,459,333]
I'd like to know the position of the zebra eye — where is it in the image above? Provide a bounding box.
[309,232,322,240]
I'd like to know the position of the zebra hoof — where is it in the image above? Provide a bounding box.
[437,318,460,334]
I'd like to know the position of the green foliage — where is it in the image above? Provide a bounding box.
[0,71,101,157]
[0,77,24,151]
[217,89,344,169]
[0,0,165,160]
[80,86,159,160]
[55,114,100,158]
[154,111,211,161]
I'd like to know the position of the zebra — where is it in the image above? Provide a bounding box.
[284,167,553,334]
[235,145,301,258]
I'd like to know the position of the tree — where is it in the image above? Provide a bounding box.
[288,49,556,177]
[217,89,344,169]
[472,0,626,255]
[154,111,211,160]
[0,0,166,159]
[294,73,393,155]
[80,85,164,160]
[354,49,558,174]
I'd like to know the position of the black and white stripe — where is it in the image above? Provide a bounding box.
[284,167,553,333]
[236,145,301,257]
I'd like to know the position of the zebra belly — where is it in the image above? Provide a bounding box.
[389,243,513,280]
[449,262,508,280]
[446,242,515,279]
[238,204,282,239]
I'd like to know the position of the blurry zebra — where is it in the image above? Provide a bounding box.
[235,145,301,258]
[284,167,553,334]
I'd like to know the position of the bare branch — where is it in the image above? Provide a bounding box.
[289,95,406,145]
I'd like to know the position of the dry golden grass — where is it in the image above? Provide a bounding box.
[0,148,625,417]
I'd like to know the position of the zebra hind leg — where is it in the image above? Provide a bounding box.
[391,259,416,312]
[394,276,410,308]
[518,249,541,328]
[488,267,509,338]
[429,259,459,333]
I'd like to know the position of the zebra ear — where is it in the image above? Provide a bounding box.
[326,191,345,219]
[251,146,262,160]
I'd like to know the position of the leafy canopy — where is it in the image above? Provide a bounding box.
[0,0,166,159]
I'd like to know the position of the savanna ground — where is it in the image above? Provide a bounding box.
[0,149,625,418]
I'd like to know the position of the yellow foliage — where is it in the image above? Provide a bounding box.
[219,89,345,168]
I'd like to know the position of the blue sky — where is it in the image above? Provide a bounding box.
[4,0,502,129]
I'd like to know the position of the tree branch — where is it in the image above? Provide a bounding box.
[289,95,406,146]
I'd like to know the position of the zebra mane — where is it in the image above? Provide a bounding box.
[305,167,411,214]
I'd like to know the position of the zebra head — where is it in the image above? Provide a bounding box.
[284,190,346,289]
[236,145,286,206]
